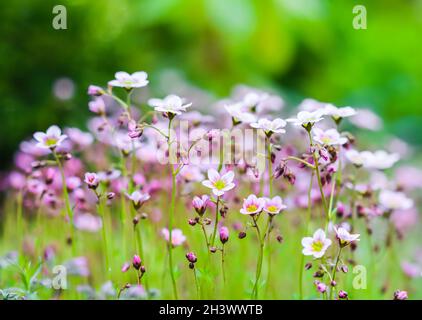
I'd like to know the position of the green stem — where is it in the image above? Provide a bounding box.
[210,197,220,247]
[98,195,110,274]
[307,131,328,222]
[16,190,23,247]
[299,171,314,300]
[54,151,76,256]
[329,246,342,300]
[221,245,226,285]
[267,140,273,197]
[168,171,178,299]
[251,215,265,299]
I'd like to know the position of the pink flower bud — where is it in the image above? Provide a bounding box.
[121,262,130,273]
[338,290,348,299]
[186,252,197,263]
[317,282,327,293]
[219,226,229,244]
[394,290,408,300]
[132,255,142,270]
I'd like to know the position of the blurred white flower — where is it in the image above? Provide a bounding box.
[108,71,149,89]
[379,190,414,211]
[250,118,287,135]
[312,128,347,146]
[148,94,191,116]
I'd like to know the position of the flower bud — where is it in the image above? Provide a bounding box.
[132,255,142,270]
[276,235,283,243]
[394,290,408,300]
[188,218,197,226]
[140,265,146,274]
[186,252,197,263]
[121,262,130,273]
[330,280,337,287]
[305,262,312,270]
[107,192,115,200]
[341,265,349,273]
[238,231,246,239]
[219,226,229,244]
[189,262,195,269]
[338,290,348,299]
[316,282,327,293]
[210,247,217,253]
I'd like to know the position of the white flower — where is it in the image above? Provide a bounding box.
[349,108,382,131]
[345,149,366,167]
[335,227,360,247]
[302,229,332,259]
[362,150,400,170]
[379,190,413,211]
[108,71,149,89]
[148,94,191,116]
[323,104,356,120]
[202,169,235,196]
[224,103,256,124]
[286,110,324,127]
[33,125,67,149]
[312,128,347,146]
[250,118,287,135]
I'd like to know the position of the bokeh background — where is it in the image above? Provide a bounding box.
[1,0,422,170]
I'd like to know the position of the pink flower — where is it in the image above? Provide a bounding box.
[108,71,149,89]
[84,172,99,189]
[240,194,265,215]
[262,196,287,215]
[8,171,26,190]
[74,213,102,232]
[33,125,67,150]
[87,85,104,96]
[88,98,106,114]
[161,228,186,247]
[302,229,332,258]
[66,176,81,191]
[192,195,209,215]
[202,169,235,197]
[126,190,150,209]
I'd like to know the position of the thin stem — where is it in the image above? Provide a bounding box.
[97,194,110,274]
[193,268,201,299]
[329,246,342,300]
[221,245,226,284]
[286,156,315,170]
[307,131,328,221]
[251,215,264,299]
[299,171,314,300]
[210,197,220,247]
[167,118,179,299]
[200,221,210,251]
[16,190,23,247]
[54,151,76,256]
[267,140,273,197]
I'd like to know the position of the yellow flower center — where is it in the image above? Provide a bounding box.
[267,205,278,213]
[311,241,324,252]
[214,180,225,190]
[45,138,58,146]
[246,205,258,212]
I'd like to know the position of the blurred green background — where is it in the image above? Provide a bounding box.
[1,0,422,169]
